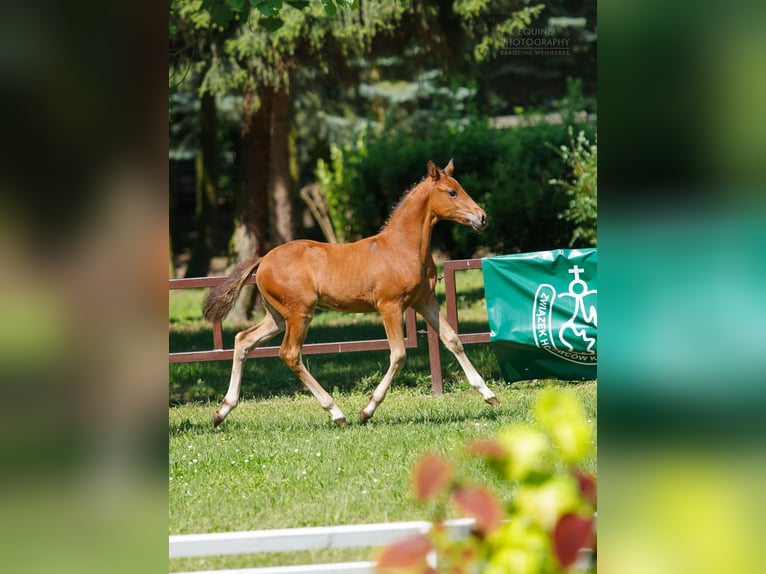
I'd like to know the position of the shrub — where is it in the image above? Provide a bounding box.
[550,127,597,247]
[314,117,595,257]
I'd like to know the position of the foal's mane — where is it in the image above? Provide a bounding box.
[379,175,431,232]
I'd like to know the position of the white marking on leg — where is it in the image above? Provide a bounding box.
[362,365,398,419]
[362,313,406,421]
[415,297,496,402]
[454,352,496,401]
[216,314,283,425]
[329,405,346,422]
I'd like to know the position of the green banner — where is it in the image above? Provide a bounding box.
[482,249,597,382]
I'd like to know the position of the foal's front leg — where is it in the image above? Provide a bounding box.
[360,306,407,423]
[414,295,499,405]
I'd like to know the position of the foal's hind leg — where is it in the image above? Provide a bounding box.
[214,310,284,427]
[279,315,347,426]
[414,296,498,405]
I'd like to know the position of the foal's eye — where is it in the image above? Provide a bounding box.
[448,189,457,198]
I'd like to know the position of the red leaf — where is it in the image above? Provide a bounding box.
[452,485,504,534]
[466,439,507,460]
[376,533,433,573]
[413,454,454,503]
[571,469,597,506]
[553,513,593,568]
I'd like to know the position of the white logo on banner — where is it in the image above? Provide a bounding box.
[532,265,597,365]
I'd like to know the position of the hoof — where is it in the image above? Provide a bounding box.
[485,397,500,406]
[213,412,224,428]
[359,409,372,424]
[334,417,347,428]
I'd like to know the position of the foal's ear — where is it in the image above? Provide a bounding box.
[444,159,454,176]
[427,160,440,180]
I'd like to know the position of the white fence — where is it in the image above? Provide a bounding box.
[170,518,593,574]
[170,518,474,574]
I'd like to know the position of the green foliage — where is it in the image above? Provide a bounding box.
[169,0,597,269]
[313,116,595,256]
[453,0,547,62]
[170,0,408,97]
[553,77,597,120]
[378,389,596,573]
[549,127,597,247]
[216,0,361,31]
[315,130,369,243]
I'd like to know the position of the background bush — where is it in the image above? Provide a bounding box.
[316,116,596,257]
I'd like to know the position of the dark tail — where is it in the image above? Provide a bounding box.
[202,256,261,322]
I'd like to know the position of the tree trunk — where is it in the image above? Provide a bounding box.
[229,85,272,322]
[185,91,218,278]
[169,160,178,278]
[269,83,293,245]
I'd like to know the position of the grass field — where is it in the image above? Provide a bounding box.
[169,268,597,571]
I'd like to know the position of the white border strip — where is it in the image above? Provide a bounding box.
[170,518,476,559]
[170,517,593,574]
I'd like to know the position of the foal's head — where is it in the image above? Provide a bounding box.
[425,160,488,231]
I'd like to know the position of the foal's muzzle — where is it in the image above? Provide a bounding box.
[471,211,488,232]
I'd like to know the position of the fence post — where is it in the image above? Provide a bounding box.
[428,325,443,394]
[426,259,488,394]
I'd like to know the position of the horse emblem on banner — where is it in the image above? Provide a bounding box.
[533,264,597,365]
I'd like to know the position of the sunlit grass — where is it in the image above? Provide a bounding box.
[169,383,596,571]
[169,267,597,571]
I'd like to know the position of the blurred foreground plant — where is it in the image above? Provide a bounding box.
[376,389,596,573]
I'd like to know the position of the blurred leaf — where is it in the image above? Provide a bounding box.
[571,468,597,506]
[285,0,310,9]
[534,389,593,464]
[252,0,282,17]
[375,533,433,573]
[336,0,358,9]
[452,485,503,535]
[552,513,593,568]
[259,16,284,31]
[515,476,582,531]
[496,425,549,481]
[212,4,232,27]
[228,0,249,12]
[321,0,337,17]
[412,454,453,503]
[465,439,507,460]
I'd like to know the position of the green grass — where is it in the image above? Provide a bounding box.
[169,269,597,571]
[169,383,596,571]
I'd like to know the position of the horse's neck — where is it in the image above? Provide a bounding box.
[381,184,435,262]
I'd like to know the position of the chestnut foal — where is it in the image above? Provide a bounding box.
[203,160,498,427]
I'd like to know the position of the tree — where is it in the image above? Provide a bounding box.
[208,0,412,318]
[185,90,220,277]
[169,0,597,285]
[170,0,238,277]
